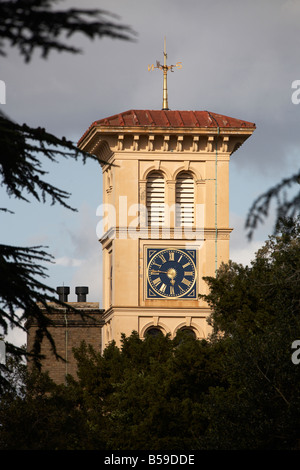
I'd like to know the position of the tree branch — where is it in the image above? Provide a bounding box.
[0,0,136,62]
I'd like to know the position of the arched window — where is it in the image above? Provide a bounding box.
[145,327,163,337]
[146,171,165,227]
[175,172,195,227]
[180,327,196,339]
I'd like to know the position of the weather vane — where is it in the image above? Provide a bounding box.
[148,37,182,110]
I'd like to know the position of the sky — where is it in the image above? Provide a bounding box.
[1,0,300,345]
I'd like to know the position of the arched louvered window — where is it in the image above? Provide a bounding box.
[180,327,196,339]
[144,327,163,337]
[146,171,165,227]
[176,172,195,227]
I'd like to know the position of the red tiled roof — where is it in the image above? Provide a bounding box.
[78,109,255,145]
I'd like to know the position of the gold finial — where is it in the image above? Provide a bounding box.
[148,37,182,110]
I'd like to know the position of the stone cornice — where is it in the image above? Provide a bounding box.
[81,130,251,164]
[100,226,232,246]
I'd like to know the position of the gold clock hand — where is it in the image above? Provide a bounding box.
[151,268,177,284]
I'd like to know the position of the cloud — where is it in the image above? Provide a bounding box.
[230,241,264,267]
[46,202,102,303]
[2,309,26,349]
[5,327,26,349]
[54,256,84,267]
[70,252,102,305]
[3,0,299,182]
[229,210,276,266]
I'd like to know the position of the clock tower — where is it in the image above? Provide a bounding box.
[78,108,255,350]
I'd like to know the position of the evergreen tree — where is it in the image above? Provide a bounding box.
[245,170,300,240]
[0,332,225,450]
[200,218,300,449]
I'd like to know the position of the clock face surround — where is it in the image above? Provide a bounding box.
[146,248,197,299]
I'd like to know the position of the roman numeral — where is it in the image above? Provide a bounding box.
[160,283,167,293]
[169,252,174,261]
[152,277,161,286]
[159,254,167,263]
[184,271,194,277]
[181,278,191,287]
[170,286,175,295]
[182,262,190,268]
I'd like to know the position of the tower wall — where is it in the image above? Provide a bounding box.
[78,109,255,350]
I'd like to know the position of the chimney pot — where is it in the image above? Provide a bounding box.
[56,286,70,302]
[75,286,89,302]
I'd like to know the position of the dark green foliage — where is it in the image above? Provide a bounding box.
[1,220,300,450]
[200,219,300,449]
[1,222,300,450]
[0,360,106,450]
[0,245,56,363]
[70,333,220,450]
[245,171,300,239]
[0,0,135,62]
[0,109,99,365]
[0,109,98,367]
[202,218,300,338]
[0,110,97,210]
[0,332,226,450]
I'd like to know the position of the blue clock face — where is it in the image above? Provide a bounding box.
[146,248,197,299]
